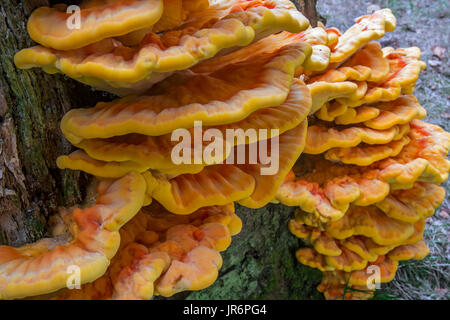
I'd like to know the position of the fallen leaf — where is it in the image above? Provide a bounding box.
[438,210,450,219]
[433,46,446,60]
[428,59,442,67]
[431,219,443,226]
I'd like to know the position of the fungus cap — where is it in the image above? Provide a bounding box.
[336,47,426,108]
[27,0,164,50]
[324,136,411,166]
[0,172,146,300]
[277,119,450,222]
[60,42,311,144]
[59,79,311,175]
[15,0,310,94]
[329,8,396,63]
[54,203,240,299]
[304,122,410,155]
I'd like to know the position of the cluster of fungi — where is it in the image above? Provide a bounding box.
[0,0,448,300]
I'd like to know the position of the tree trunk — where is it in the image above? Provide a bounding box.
[0,0,320,299]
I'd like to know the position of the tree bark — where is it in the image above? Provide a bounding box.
[293,0,319,26]
[0,0,320,299]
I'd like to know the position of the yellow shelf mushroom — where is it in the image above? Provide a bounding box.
[15,0,310,95]
[52,203,241,300]
[0,172,146,300]
[6,2,450,301]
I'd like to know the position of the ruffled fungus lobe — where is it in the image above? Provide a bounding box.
[310,41,390,83]
[288,221,342,256]
[305,40,392,111]
[15,0,310,95]
[307,82,358,113]
[341,41,390,82]
[151,0,210,33]
[304,122,410,155]
[57,149,152,178]
[57,79,311,175]
[0,172,146,300]
[288,27,331,71]
[194,27,330,73]
[317,272,375,300]
[292,220,427,276]
[54,203,241,299]
[317,239,430,300]
[375,182,445,223]
[387,240,430,261]
[60,42,311,144]
[228,0,310,35]
[324,136,411,166]
[336,46,426,108]
[290,207,431,298]
[143,165,256,215]
[290,216,426,262]
[295,207,417,246]
[143,122,308,214]
[296,246,368,272]
[329,8,396,63]
[315,101,349,122]
[237,120,309,208]
[316,256,400,299]
[377,120,450,189]
[334,95,426,127]
[277,156,391,222]
[27,0,165,50]
[277,120,450,222]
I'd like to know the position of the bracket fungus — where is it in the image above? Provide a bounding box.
[277,120,450,222]
[0,172,146,300]
[336,46,426,108]
[14,0,309,95]
[310,42,390,83]
[304,122,410,155]
[50,203,241,299]
[57,79,311,176]
[328,8,396,64]
[324,136,411,166]
[4,3,450,301]
[59,42,311,143]
[273,8,450,299]
[334,95,426,127]
[26,0,165,50]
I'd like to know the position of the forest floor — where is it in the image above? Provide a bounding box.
[317,0,449,299]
